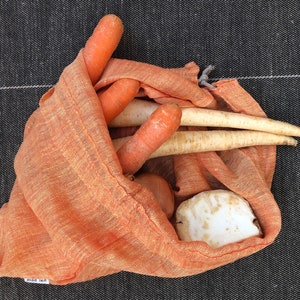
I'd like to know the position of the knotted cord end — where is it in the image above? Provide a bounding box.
[199,65,216,90]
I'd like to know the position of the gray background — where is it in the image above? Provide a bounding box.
[0,1,299,299]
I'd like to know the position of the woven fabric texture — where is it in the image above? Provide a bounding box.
[0,0,299,299]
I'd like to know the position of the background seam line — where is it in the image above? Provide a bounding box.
[0,74,299,90]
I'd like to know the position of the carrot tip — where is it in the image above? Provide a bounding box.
[83,14,124,84]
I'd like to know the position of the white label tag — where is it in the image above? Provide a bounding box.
[24,278,50,284]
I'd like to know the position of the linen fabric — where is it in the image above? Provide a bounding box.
[0,50,281,285]
[0,0,299,298]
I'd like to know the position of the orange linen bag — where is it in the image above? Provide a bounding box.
[0,51,281,285]
[0,16,281,285]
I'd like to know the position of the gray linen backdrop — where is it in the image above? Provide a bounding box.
[0,1,299,299]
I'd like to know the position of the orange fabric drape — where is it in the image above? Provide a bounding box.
[0,51,280,285]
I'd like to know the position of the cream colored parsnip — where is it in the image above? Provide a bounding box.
[109,99,300,137]
[113,130,297,159]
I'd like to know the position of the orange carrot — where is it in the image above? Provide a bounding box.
[98,78,140,123]
[83,14,124,84]
[117,103,182,175]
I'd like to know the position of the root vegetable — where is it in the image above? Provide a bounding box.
[83,14,124,84]
[109,99,159,127]
[175,190,262,248]
[97,78,140,123]
[134,173,175,219]
[181,107,300,137]
[116,103,182,175]
[109,99,300,137]
[113,130,297,160]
